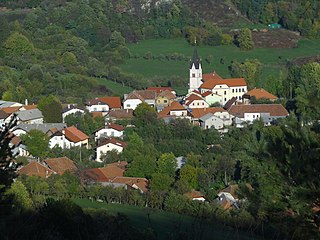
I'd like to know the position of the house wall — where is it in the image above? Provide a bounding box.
[156,96,174,107]
[86,104,109,113]
[123,99,142,110]
[170,110,187,116]
[201,116,224,130]
[201,84,247,105]
[12,129,28,136]
[204,93,223,106]
[95,128,123,141]
[188,100,209,109]
[96,143,124,162]
[49,136,89,149]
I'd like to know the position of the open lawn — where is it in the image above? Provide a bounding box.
[74,199,260,240]
[120,38,320,92]
[96,78,133,96]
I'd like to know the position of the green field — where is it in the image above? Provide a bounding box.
[74,199,260,240]
[120,38,320,91]
[97,78,133,96]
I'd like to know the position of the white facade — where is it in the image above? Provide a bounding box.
[49,135,89,149]
[123,99,142,110]
[12,129,27,137]
[62,108,85,123]
[187,100,209,109]
[94,128,123,141]
[203,93,223,106]
[201,85,247,105]
[170,110,188,116]
[189,63,203,93]
[96,143,124,162]
[86,104,109,113]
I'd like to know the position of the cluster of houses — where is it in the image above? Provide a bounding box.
[2,47,290,209]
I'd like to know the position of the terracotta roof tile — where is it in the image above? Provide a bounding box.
[184,190,205,200]
[91,111,103,119]
[23,105,38,110]
[158,101,186,117]
[81,168,109,182]
[98,97,121,108]
[44,157,78,175]
[1,106,20,114]
[108,109,133,119]
[97,138,127,148]
[156,90,176,99]
[126,90,156,101]
[64,126,89,143]
[244,88,278,100]
[98,165,124,179]
[111,177,149,193]
[107,123,125,131]
[190,107,226,118]
[202,72,223,82]
[201,78,247,89]
[228,104,289,118]
[0,110,11,119]
[19,161,55,178]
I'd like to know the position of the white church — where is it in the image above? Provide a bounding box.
[188,48,247,106]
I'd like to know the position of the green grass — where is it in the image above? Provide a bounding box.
[97,78,133,96]
[120,38,320,90]
[74,199,260,240]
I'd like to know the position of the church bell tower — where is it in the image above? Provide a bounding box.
[189,46,202,93]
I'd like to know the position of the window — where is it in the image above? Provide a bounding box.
[126,104,130,107]
[164,100,168,103]
[197,103,199,106]
[192,73,195,77]
[224,91,226,95]
[93,107,97,111]
[202,102,204,105]
[224,98,226,102]
[239,96,242,100]
[236,89,238,93]
[232,89,234,93]
[242,88,245,92]
[215,91,218,94]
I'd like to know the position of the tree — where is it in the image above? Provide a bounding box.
[236,28,254,51]
[133,102,156,118]
[21,129,50,159]
[150,173,173,191]
[37,95,62,123]
[3,32,34,56]
[5,180,33,213]
[179,164,198,189]
[157,153,177,177]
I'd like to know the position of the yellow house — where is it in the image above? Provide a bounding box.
[155,90,176,111]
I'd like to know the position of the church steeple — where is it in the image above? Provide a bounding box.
[189,45,203,93]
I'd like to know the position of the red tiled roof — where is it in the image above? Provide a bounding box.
[158,101,186,117]
[19,161,55,178]
[201,78,247,89]
[111,177,149,193]
[125,90,156,101]
[184,190,205,200]
[81,168,109,182]
[91,112,103,119]
[98,97,121,109]
[64,126,89,143]
[147,87,173,94]
[44,157,78,175]
[228,104,289,118]
[108,123,125,131]
[1,106,21,114]
[108,109,133,119]
[202,72,223,82]
[156,90,176,100]
[23,105,38,110]
[190,107,226,118]
[97,138,127,148]
[245,88,278,100]
[185,94,205,106]
[98,165,124,179]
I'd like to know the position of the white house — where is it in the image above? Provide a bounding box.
[158,101,188,118]
[184,94,209,109]
[189,48,203,93]
[49,126,89,149]
[96,138,126,162]
[123,90,157,110]
[200,78,247,106]
[16,109,44,124]
[62,104,85,123]
[85,97,121,113]
[228,104,289,127]
[94,123,124,142]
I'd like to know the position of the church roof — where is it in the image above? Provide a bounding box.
[189,48,201,69]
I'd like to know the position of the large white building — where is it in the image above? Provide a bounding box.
[189,48,203,93]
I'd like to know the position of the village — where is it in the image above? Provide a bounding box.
[1,48,289,210]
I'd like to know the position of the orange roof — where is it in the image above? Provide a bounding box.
[1,106,21,114]
[98,165,124,179]
[64,126,89,143]
[245,88,278,100]
[97,138,127,148]
[91,111,103,118]
[108,123,125,131]
[98,97,121,109]
[158,101,186,117]
[19,161,55,178]
[44,157,77,175]
[108,109,133,119]
[201,78,247,89]
[228,104,289,118]
[185,94,205,106]
[202,72,223,82]
[147,87,173,94]
[112,177,149,193]
[23,105,38,110]
[184,190,205,200]
[190,107,226,118]
[81,168,109,182]
[156,90,176,100]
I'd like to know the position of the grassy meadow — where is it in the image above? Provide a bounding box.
[74,199,260,240]
[120,38,320,92]
[97,77,133,96]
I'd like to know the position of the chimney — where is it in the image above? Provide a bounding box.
[25,99,28,105]
[45,170,48,178]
